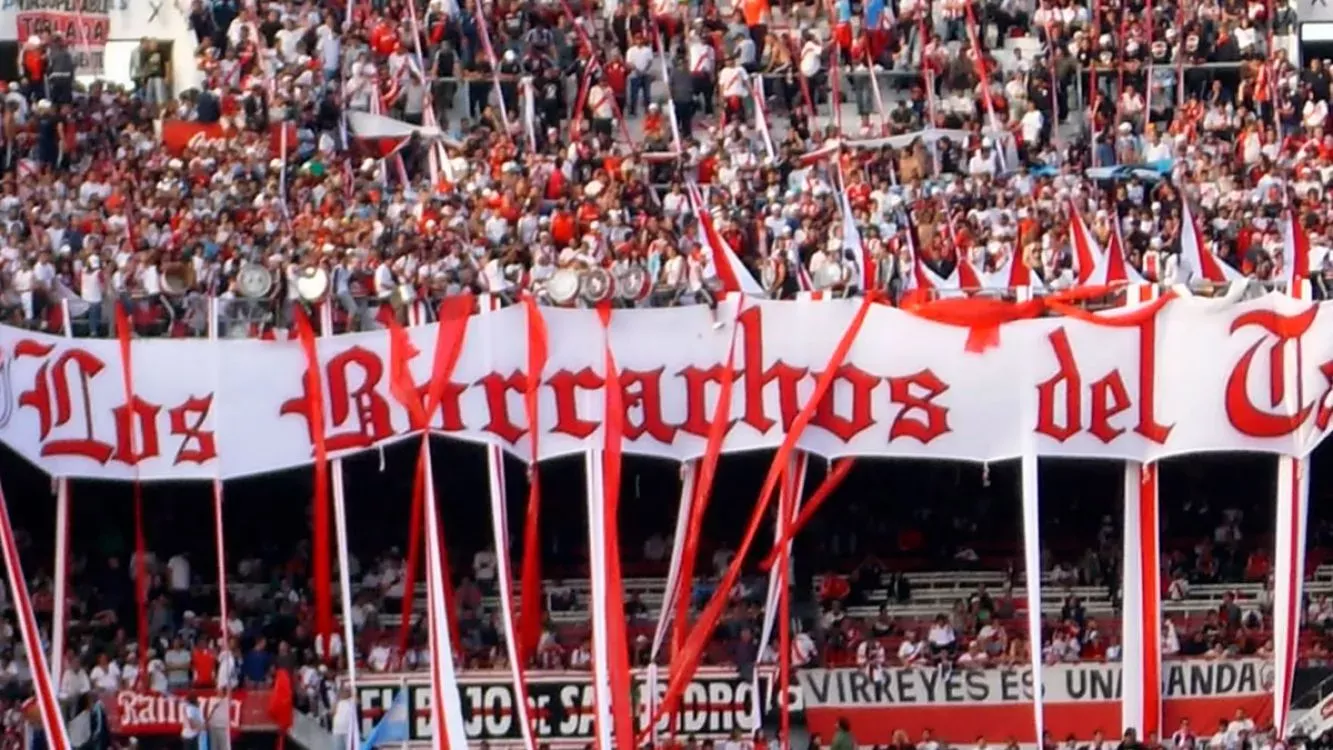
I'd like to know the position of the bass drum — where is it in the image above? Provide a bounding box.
[580,267,614,305]
[615,264,652,303]
[546,268,581,306]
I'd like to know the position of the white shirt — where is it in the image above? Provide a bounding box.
[332,697,358,737]
[897,639,923,662]
[927,623,956,647]
[167,554,190,592]
[626,44,654,74]
[81,266,104,303]
[373,263,395,300]
[60,667,91,699]
[688,40,714,74]
[473,550,497,582]
[180,703,204,740]
[90,663,121,692]
[719,65,750,99]
[368,644,392,672]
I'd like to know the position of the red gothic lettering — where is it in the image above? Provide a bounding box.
[733,306,813,436]
[15,343,115,463]
[547,368,604,439]
[1088,373,1131,444]
[1315,360,1333,431]
[476,371,527,444]
[1133,314,1173,444]
[759,362,808,435]
[886,369,951,443]
[678,364,735,438]
[620,368,677,443]
[1225,308,1318,438]
[736,305,774,433]
[112,396,162,465]
[810,364,878,442]
[169,395,217,464]
[1034,325,1170,444]
[1036,329,1082,442]
[280,346,394,452]
[416,380,469,432]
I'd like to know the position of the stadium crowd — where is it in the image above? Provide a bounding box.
[0,0,1327,336]
[0,0,1330,740]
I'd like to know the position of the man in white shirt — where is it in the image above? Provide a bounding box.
[473,547,497,593]
[89,653,121,693]
[180,695,205,750]
[332,685,359,750]
[897,630,925,665]
[625,35,654,116]
[687,30,716,116]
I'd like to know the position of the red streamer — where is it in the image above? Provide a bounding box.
[113,304,150,683]
[595,305,636,750]
[386,295,475,661]
[901,285,1177,352]
[0,475,70,750]
[413,436,462,650]
[760,458,855,571]
[520,296,549,663]
[777,460,797,749]
[291,307,335,657]
[671,321,742,660]
[650,295,876,734]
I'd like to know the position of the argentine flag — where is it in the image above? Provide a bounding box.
[360,690,410,750]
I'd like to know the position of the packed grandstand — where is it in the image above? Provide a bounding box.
[0,0,1331,747]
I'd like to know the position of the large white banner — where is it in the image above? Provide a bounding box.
[0,293,1329,481]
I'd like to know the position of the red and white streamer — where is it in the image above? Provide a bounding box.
[50,478,69,688]
[423,441,470,750]
[646,461,699,745]
[0,476,70,750]
[50,309,75,690]
[584,448,616,750]
[485,445,539,750]
[753,76,776,161]
[1121,284,1162,738]
[321,302,359,676]
[751,452,809,728]
[1018,285,1045,746]
[1274,277,1313,737]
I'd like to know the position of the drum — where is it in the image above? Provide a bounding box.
[161,262,189,296]
[237,263,274,299]
[391,284,417,309]
[546,268,581,306]
[615,264,652,302]
[814,261,849,290]
[761,259,778,290]
[580,267,614,304]
[296,267,330,302]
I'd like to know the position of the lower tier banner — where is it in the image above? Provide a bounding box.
[800,659,1274,744]
[100,688,277,735]
[355,668,787,746]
